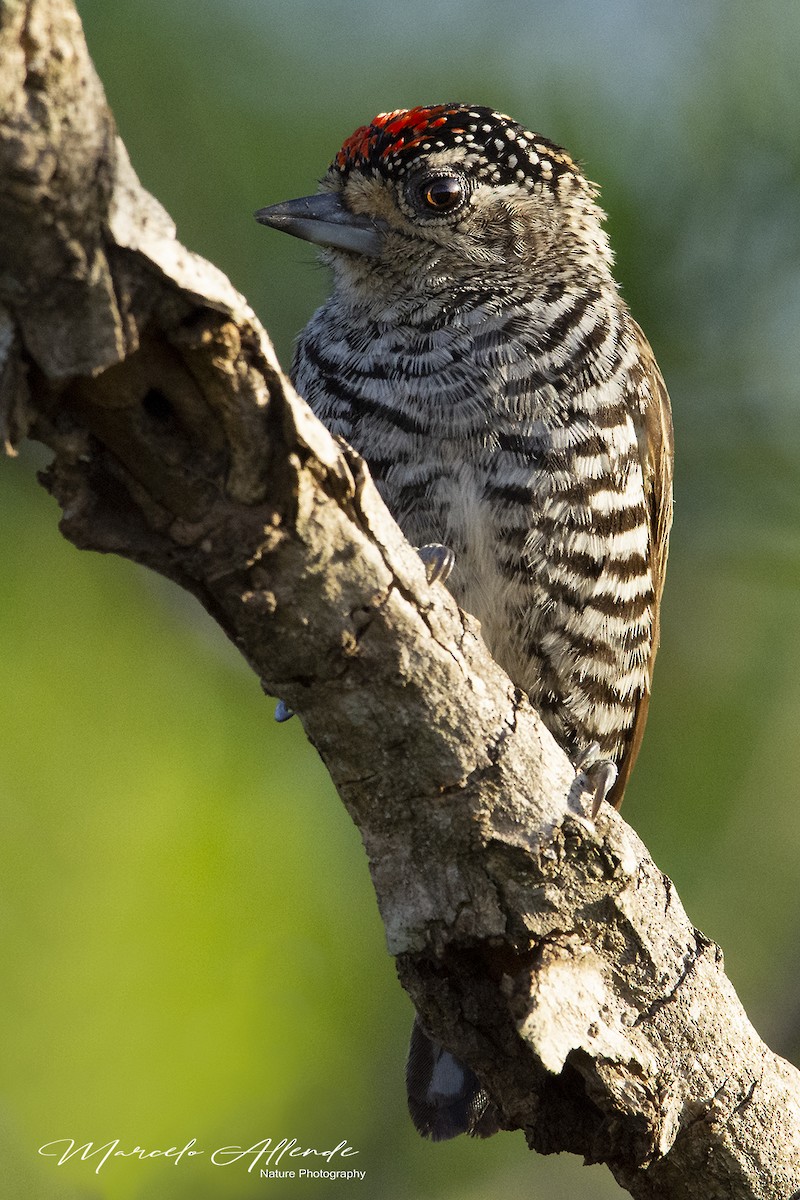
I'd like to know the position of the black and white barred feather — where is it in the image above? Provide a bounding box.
[292,106,672,800]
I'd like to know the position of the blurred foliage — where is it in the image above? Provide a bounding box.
[2,0,800,1196]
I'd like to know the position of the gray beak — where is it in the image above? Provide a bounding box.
[255,192,384,258]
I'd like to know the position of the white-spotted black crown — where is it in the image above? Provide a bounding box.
[332,103,582,192]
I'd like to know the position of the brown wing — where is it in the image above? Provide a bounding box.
[608,323,674,808]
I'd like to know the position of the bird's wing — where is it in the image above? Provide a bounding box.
[609,323,674,808]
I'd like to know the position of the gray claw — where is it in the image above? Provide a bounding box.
[417,543,455,585]
[574,742,618,817]
[274,699,295,723]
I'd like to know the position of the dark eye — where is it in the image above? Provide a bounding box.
[420,174,466,212]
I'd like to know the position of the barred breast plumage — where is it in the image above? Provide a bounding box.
[293,245,670,801]
[256,102,673,1138]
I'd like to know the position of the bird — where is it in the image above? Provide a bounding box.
[255,102,673,1142]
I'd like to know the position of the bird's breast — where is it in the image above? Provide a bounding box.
[294,294,655,760]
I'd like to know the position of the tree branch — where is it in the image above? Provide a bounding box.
[2,2,799,1196]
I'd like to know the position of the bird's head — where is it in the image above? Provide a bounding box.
[256,104,613,302]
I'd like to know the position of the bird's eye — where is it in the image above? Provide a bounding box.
[419,175,466,213]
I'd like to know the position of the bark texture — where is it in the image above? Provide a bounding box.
[2,2,800,1196]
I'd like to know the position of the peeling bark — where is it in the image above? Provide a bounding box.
[2,2,800,1196]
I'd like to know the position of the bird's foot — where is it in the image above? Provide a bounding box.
[274,699,295,723]
[417,543,455,585]
[573,743,618,817]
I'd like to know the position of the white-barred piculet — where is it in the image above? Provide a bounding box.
[256,103,673,1141]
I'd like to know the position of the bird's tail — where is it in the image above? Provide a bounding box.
[405,1015,502,1140]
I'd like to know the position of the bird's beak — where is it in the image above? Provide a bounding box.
[255,192,384,258]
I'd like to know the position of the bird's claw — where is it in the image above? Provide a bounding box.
[574,742,618,817]
[417,543,455,585]
[274,699,295,723]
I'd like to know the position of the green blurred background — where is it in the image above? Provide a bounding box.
[2,0,800,1196]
